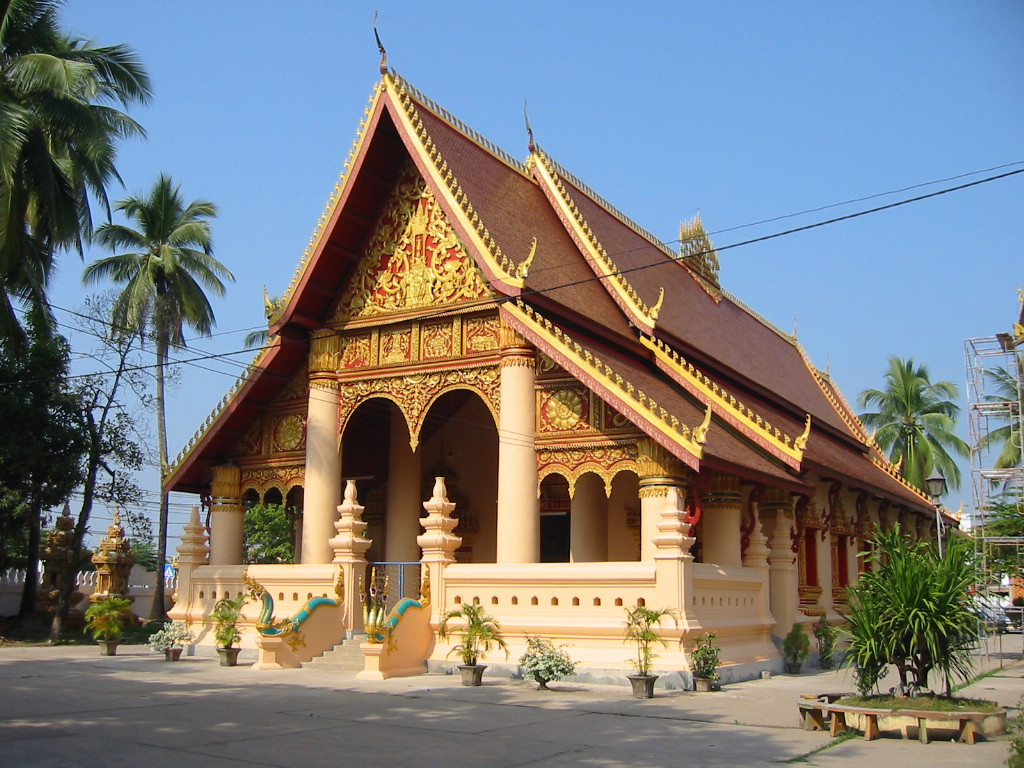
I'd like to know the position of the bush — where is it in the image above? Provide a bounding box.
[814,615,838,667]
[690,632,721,683]
[783,623,810,663]
[842,525,977,696]
[518,636,577,689]
[212,593,246,649]
[83,597,132,641]
[148,621,195,653]
[624,605,677,676]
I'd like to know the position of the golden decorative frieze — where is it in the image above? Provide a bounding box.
[340,334,373,369]
[537,444,638,497]
[239,465,306,497]
[539,388,587,433]
[338,364,500,451]
[334,164,493,323]
[422,321,455,359]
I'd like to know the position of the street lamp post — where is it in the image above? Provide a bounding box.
[925,470,948,558]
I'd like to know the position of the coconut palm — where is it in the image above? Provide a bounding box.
[858,356,969,493]
[977,360,1023,471]
[83,173,234,618]
[0,0,150,343]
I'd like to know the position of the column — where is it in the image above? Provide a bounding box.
[570,473,607,562]
[302,373,342,564]
[637,439,690,562]
[385,410,421,562]
[762,487,799,635]
[495,323,538,563]
[209,464,244,565]
[700,473,743,567]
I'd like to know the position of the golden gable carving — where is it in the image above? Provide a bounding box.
[335,164,493,322]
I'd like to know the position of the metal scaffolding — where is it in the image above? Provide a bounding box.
[965,333,1024,637]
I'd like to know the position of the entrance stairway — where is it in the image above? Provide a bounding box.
[302,634,366,673]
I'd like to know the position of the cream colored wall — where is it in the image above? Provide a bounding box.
[606,471,640,561]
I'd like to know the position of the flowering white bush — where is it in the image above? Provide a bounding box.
[148,621,195,653]
[518,636,577,689]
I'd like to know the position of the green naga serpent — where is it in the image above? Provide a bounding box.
[361,566,430,649]
[243,568,345,651]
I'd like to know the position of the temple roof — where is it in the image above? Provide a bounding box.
[165,70,933,515]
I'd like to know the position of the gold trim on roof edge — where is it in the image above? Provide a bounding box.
[533,147,677,262]
[640,334,807,468]
[533,151,659,330]
[167,344,271,480]
[388,74,528,288]
[506,299,706,469]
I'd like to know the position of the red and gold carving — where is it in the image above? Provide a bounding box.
[335,164,492,322]
[341,334,373,369]
[465,315,499,353]
[422,321,455,359]
[273,414,305,453]
[380,328,412,364]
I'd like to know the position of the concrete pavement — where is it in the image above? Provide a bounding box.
[0,642,1019,767]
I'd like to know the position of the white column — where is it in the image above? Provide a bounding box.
[496,326,538,563]
[302,378,341,564]
[385,409,421,562]
[570,474,607,562]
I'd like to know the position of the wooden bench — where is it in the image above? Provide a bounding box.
[798,697,993,744]
[895,708,990,745]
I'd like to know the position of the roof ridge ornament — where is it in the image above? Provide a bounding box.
[373,11,388,75]
[524,99,536,154]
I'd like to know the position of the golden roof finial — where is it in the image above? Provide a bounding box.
[373,11,388,75]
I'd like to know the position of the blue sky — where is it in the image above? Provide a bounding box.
[51,2,1023,534]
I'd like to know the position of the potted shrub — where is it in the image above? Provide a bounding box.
[84,597,133,656]
[690,632,721,692]
[783,622,810,674]
[148,620,195,661]
[212,593,246,666]
[439,601,508,686]
[518,636,577,690]
[813,615,838,669]
[624,604,677,698]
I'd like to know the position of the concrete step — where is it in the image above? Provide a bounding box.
[302,635,367,671]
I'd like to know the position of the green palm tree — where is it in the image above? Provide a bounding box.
[858,356,969,493]
[83,173,234,618]
[976,360,1023,471]
[0,0,150,343]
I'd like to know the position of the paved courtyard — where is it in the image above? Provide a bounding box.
[0,643,1020,767]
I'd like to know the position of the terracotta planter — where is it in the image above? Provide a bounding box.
[694,677,715,692]
[97,639,119,656]
[217,647,241,667]
[459,664,487,686]
[628,674,658,699]
[165,647,183,662]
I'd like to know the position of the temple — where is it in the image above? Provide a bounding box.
[164,70,950,683]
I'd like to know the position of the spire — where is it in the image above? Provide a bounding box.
[524,99,535,154]
[373,11,388,75]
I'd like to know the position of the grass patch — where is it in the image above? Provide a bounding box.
[835,694,1000,713]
